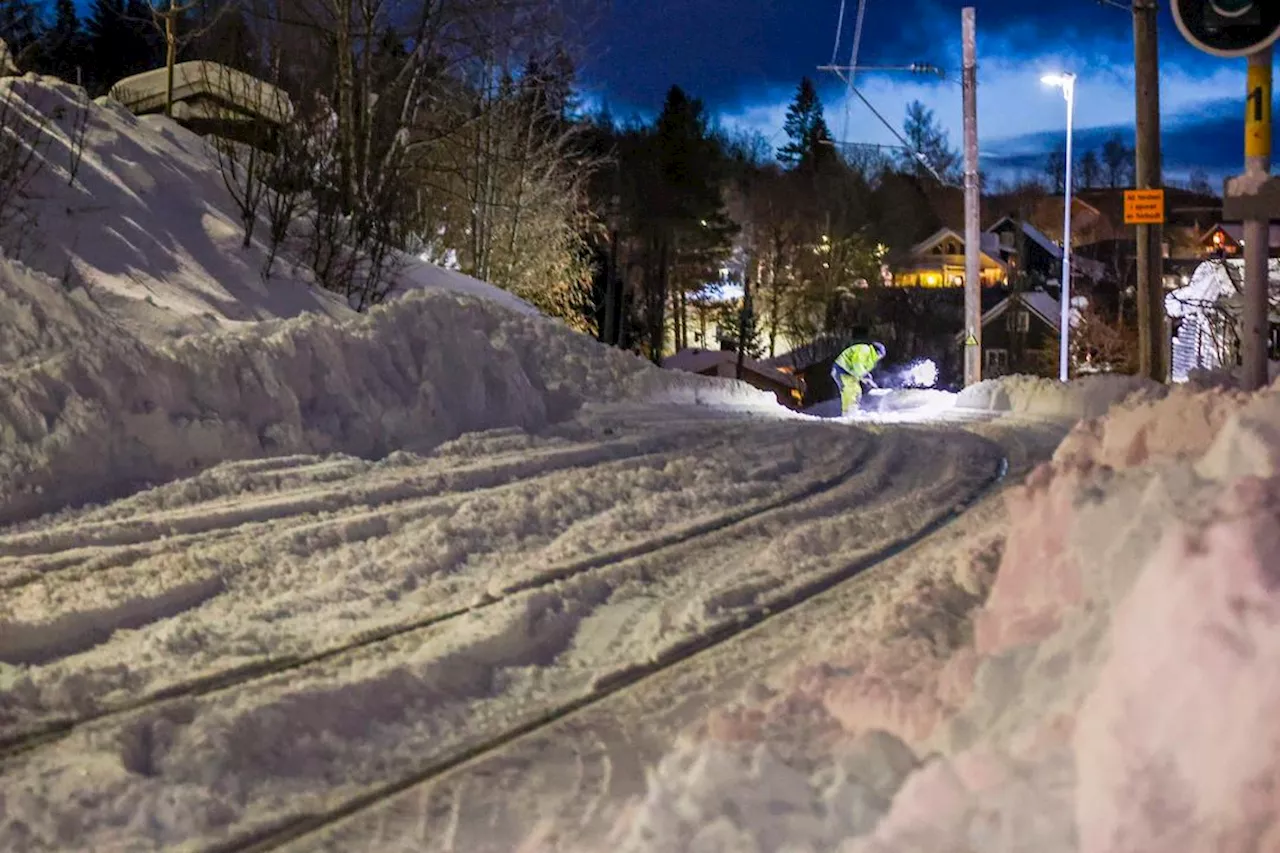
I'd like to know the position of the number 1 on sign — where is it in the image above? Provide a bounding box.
[1248,86,1265,123]
[1246,61,1272,161]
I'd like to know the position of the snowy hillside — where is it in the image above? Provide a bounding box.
[0,74,533,363]
[0,74,788,525]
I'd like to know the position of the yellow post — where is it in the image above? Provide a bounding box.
[1241,49,1273,391]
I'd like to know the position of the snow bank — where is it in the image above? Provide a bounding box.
[607,378,1280,852]
[397,258,538,318]
[0,75,347,340]
[0,287,779,525]
[955,374,1165,421]
[0,74,531,361]
[844,381,1280,850]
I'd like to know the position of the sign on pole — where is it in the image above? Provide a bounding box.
[1123,188,1165,225]
[1247,57,1273,159]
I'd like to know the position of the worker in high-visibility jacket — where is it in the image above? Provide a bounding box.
[831,341,886,415]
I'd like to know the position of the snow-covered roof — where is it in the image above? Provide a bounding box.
[1166,259,1280,320]
[664,348,801,389]
[109,61,294,126]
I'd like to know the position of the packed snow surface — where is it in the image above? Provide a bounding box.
[955,373,1166,420]
[0,73,531,364]
[590,378,1280,853]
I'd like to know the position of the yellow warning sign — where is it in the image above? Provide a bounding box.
[1124,189,1165,225]
[965,333,978,347]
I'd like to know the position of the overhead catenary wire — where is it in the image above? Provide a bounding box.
[830,0,846,66]
[840,0,869,143]
[821,0,953,184]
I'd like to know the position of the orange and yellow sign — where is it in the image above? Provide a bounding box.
[1124,189,1165,225]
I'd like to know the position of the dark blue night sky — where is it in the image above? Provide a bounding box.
[578,1,1272,182]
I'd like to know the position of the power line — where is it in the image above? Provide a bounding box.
[830,0,847,65]
[841,0,870,144]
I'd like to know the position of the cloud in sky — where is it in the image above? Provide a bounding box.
[579,0,1266,182]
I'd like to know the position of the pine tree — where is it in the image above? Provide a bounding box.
[0,0,43,63]
[778,77,834,170]
[84,0,162,95]
[38,0,87,84]
[899,100,960,182]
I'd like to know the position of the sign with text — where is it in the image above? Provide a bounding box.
[1124,189,1166,225]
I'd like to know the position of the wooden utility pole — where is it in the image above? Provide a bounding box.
[1133,0,1166,381]
[1240,47,1273,391]
[962,7,982,386]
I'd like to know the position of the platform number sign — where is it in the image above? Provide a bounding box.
[1246,61,1272,160]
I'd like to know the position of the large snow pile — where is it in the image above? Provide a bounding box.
[0,74,532,359]
[956,373,1165,420]
[0,287,778,525]
[605,377,1280,852]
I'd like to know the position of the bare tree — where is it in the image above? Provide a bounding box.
[207,63,294,248]
[410,48,602,329]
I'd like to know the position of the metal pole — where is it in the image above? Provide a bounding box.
[1241,47,1273,391]
[962,7,981,387]
[1133,0,1165,382]
[1060,78,1076,383]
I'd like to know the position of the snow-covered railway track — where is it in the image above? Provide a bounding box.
[0,428,725,589]
[205,435,1007,853]
[0,422,874,762]
[0,422,1005,852]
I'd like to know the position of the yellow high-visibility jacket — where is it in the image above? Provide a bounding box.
[833,343,881,379]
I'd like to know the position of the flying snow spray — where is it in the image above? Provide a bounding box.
[896,359,939,389]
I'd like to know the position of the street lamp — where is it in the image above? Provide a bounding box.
[1042,72,1077,382]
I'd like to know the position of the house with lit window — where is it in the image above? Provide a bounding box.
[1196,223,1280,260]
[890,217,1102,291]
[891,227,1008,288]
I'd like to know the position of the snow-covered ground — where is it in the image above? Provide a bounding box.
[2,72,1275,853]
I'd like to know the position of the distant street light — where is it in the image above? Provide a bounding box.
[1042,72,1077,383]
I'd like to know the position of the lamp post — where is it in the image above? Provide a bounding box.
[1042,72,1077,383]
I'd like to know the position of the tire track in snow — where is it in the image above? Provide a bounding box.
[0,431,878,762]
[165,433,1006,853]
[0,429,716,580]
